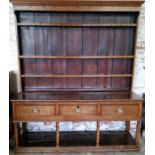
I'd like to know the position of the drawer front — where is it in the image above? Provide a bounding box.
[16,105,55,120]
[101,104,140,120]
[60,105,96,116]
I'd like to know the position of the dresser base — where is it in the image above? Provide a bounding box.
[11,92,143,153]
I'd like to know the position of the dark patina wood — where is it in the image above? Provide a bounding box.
[17,12,137,92]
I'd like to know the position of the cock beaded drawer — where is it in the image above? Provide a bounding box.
[10,0,144,153]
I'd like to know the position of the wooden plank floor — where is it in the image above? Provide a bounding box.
[10,139,144,155]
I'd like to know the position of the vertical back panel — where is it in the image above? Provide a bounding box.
[34,13,52,89]
[82,13,99,88]
[17,12,137,92]
[67,13,82,88]
[51,13,67,88]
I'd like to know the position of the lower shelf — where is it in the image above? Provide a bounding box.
[60,131,96,146]
[19,131,135,147]
[100,131,136,145]
[20,131,56,146]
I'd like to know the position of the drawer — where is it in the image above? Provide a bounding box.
[101,104,140,120]
[60,104,96,116]
[15,105,55,120]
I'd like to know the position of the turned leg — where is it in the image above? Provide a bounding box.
[96,121,100,146]
[135,121,141,145]
[14,123,19,147]
[56,122,59,147]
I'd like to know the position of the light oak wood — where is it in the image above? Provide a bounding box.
[56,122,59,146]
[135,121,140,145]
[15,105,55,120]
[60,104,96,116]
[15,145,139,153]
[96,121,100,146]
[101,104,140,120]
[12,101,142,121]
[13,6,142,12]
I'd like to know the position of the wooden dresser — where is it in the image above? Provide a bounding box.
[10,0,144,153]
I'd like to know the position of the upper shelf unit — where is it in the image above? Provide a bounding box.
[15,11,139,92]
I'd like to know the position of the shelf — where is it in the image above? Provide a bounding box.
[19,132,56,147]
[21,74,132,78]
[60,131,96,146]
[17,23,137,27]
[19,55,134,59]
[60,131,135,146]
[19,131,135,147]
[100,131,135,146]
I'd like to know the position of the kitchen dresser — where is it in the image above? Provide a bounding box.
[10,0,144,153]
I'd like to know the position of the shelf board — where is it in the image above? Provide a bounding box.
[60,131,135,146]
[21,74,132,78]
[19,55,134,59]
[17,23,137,27]
[19,131,136,147]
[60,131,96,146]
[20,132,56,147]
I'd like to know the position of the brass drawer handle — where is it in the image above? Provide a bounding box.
[32,108,40,114]
[75,106,81,113]
[116,108,123,113]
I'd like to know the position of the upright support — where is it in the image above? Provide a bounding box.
[135,121,141,145]
[126,121,130,132]
[56,122,59,147]
[14,123,19,147]
[96,121,100,146]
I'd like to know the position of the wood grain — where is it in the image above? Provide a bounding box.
[67,13,82,88]
[19,12,37,90]
[15,105,55,120]
[60,104,96,116]
[51,13,67,88]
[10,0,145,7]
[101,104,139,120]
[17,12,137,91]
[12,10,143,152]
